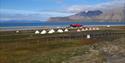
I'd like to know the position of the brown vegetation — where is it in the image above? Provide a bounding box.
[0,28,125,63]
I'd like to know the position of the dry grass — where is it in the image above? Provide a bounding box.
[0,28,125,63]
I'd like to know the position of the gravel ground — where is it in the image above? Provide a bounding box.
[62,37,125,63]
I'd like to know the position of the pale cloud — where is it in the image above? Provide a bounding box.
[0,9,73,21]
[54,0,64,3]
[66,0,125,13]
[1,0,124,21]
[67,5,92,13]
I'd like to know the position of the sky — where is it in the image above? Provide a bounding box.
[0,0,125,21]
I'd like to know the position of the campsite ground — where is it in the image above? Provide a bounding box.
[0,26,125,63]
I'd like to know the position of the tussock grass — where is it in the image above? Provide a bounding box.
[0,29,125,63]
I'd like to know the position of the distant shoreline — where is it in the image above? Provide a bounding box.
[0,25,125,31]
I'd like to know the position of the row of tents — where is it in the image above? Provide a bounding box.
[35,27,100,34]
[76,27,99,32]
[35,29,69,34]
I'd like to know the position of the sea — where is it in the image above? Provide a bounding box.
[0,21,125,31]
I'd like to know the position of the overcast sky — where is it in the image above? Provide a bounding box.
[0,0,125,21]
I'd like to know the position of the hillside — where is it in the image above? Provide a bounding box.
[48,7,125,22]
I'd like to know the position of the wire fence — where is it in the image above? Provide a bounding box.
[0,30,125,43]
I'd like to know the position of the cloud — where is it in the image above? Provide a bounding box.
[67,5,92,13]
[0,9,73,21]
[66,0,125,13]
[0,0,124,21]
[54,0,64,3]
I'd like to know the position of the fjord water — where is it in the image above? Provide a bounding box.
[0,20,125,31]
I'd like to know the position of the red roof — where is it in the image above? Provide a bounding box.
[70,24,82,27]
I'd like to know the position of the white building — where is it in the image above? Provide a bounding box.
[41,30,47,34]
[35,30,40,34]
[57,29,63,33]
[87,34,91,39]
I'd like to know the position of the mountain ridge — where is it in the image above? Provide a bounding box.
[48,7,125,22]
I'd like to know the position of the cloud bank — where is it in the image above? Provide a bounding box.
[66,0,125,13]
[0,9,73,21]
[0,0,124,21]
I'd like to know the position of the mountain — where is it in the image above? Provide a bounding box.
[48,7,125,22]
[74,10,103,17]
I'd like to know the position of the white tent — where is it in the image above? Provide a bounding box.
[89,28,92,30]
[51,29,55,33]
[81,28,85,31]
[35,30,40,34]
[16,30,19,33]
[107,25,110,27]
[64,29,69,32]
[57,29,63,33]
[92,28,96,30]
[48,31,53,34]
[85,28,88,31]
[87,34,91,39]
[77,29,81,32]
[48,29,55,34]
[41,30,47,34]
[96,27,99,30]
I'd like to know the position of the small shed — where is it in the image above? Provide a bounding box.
[87,34,91,39]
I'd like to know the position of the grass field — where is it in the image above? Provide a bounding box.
[0,26,125,63]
